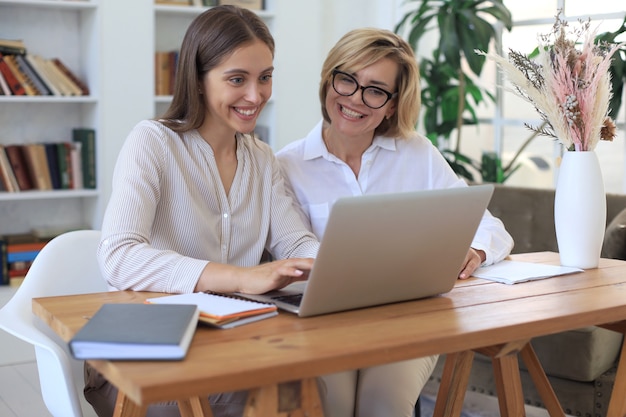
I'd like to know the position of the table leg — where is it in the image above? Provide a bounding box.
[606,334,626,416]
[477,340,565,417]
[519,343,565,417]
[433,350,475,417]
[243,378,324,417]
[178,396,214,417]
[490,350,526,417]
[113,392,148,417]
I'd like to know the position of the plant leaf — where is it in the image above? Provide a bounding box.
[438,12,461,69]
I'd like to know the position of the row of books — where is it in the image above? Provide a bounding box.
[155,50,179,96]
[0,128,96,192]
[0,39,89,97]
[155,0,264,10]
[0,232,52,286]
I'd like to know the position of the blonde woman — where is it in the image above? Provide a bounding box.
[277,28,514,417]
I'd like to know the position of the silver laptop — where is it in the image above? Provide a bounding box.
[242,184,494,317]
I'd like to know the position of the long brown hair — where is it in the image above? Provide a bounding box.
[159,5,275,132]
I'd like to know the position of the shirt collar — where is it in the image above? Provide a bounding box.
[302,120,397,161]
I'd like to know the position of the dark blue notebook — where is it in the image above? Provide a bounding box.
[69,303,199,360]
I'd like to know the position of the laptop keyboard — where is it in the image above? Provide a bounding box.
[271,293,303,307]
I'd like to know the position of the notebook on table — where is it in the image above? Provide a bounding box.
[69,303,199,360]
[240,184,495,317]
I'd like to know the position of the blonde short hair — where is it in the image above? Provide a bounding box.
[320,28,421,139]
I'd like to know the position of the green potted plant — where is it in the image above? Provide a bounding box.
[395,0,513,183]
[597,15,626,120]
[396,3,626,184]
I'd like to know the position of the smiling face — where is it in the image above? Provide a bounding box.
[325,58,398,141]
[201,39,273,138]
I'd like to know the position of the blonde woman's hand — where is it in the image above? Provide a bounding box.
[458,248,486,280]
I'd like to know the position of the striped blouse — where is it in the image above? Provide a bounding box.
[98,120,319,293]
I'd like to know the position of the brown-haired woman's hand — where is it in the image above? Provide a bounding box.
[237,258,314,294]
[195,258,314,294]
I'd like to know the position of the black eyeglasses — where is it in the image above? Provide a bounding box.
[331,69,397,109]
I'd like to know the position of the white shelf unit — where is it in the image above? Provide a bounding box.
[0,0,101,235]
[153,2,276,145]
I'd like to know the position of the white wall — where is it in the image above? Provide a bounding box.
[272,0,403,150]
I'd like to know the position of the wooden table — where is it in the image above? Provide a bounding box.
[32,252,626,417]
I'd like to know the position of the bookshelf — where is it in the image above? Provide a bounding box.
[0,0,325,240]
[0,0,101,235]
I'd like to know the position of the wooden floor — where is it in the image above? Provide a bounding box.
[0,285,552,417]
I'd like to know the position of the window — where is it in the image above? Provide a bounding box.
[466,2,625,191]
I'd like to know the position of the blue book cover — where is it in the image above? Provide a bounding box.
[7,250,40,263]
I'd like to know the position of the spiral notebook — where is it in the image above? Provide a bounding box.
[146,292,278,329]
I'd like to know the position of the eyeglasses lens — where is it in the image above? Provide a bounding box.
[332,71,391,109]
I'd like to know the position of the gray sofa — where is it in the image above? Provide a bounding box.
[429,184,626,417]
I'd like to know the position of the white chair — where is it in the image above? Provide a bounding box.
[0,230,107,417]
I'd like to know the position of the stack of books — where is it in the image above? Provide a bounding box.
[0,38,89,97]
[0,232,50,286]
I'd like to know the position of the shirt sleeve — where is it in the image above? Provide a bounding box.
[97,122,207,293]
[471,210,515,265]
[422,142,514,265]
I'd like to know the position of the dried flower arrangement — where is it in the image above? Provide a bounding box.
[476,11,622,151]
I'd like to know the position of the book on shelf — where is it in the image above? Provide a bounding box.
[7,250,41,263]
[26,54,62,96]
[3,54,38,96]
[70,141,83,189]
[155,0,193,5]
[0,69,11,95]
[72,128,96,189]
[147,292,278,329]
[52,58,89,96]
[0,145,20,193]
[0,52,26,95]
[218,0,263,10]
[44,143,62,190]
[4,144,34,191]
[56,142,72,189]
[43,57,80,96]
[0,237,8,285]
[0,39,26,56]
[23,143,53,190]
[168,51,178,95]
[69,303,200,360]
[155,51,172,96]
[14,54,52,96]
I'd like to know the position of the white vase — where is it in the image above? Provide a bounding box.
[554,151,606,269]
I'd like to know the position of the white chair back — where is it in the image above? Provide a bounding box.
[0,230,107,417]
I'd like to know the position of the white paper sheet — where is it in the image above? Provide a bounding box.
[472,260,583,284]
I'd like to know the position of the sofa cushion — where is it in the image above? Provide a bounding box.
[524,326,623,381]
[602,207,626,259]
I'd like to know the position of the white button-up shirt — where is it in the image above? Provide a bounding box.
[276,120,513,266]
